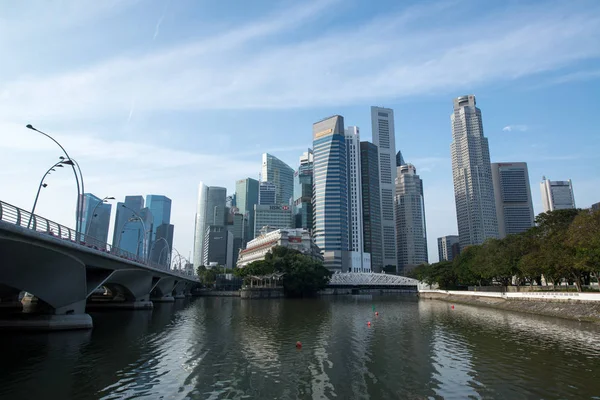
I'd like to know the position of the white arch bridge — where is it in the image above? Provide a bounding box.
[328,272,419,290]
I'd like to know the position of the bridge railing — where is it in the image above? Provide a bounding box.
[0,200,195,279]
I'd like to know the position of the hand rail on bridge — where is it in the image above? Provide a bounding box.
[0,200,197,280]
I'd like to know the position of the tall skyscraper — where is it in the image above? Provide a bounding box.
[540,177,576,212]
[450,95,499,248]
[203,225,234,269]
[360,141,383,272]
[226,212,245,265]
[395,164,428,274]
[345,126,370,272]
[438,235,460,262]
[396,150,405,167]
[146,195,174,267]
[253,204,293,237]
[81,193,111,247]
[371,106,398,270]
[313,115,349,271]
[193,183,227,267]
[120,206,153,258]
[235,178,259,243]
[491,163,534,238]
[261,153,294,206]
[293,149,314,232]
[113,195,144,249]
[258,181,276,205]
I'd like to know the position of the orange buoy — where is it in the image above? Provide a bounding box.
[375,311,379,316]
[296,341,302,348]
[367,321,371,327]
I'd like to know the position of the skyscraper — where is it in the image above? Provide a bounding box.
[540,177,576,212]
[146,195,174,267]
[360,141,383,272]
[438,235,460,262]
[120,206,153,258]
[81,193,111,247]
[235,178,259,243]
[345,126,369,272]
[258,181,276,205]
[396,150,405,167]
[395,164,428,274]
[253,204,293,237]
[491,163,535,238]
[193,183,227,267]
[113,195,144,249]
[450,95,499,248]
[261,153,294,206]
[371,106,398,270]
[293,149,314,232]
[313,115,349,271]
[203,225,234,269]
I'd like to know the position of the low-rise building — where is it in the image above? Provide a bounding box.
[237,228,322,268]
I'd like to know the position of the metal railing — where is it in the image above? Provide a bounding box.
[0,200,196,279]
[329,272,419,286]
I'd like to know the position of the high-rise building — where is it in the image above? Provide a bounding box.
[259,181,276,205]
[235,178,259,243]
[193,183,227,267]
[371,106,398,270]
[113,195,144,247]
[293,149,314,232]
[150,224,174,267]
[313,115,349,271]
[81,193,112,247]
[261,153,294,206]
[438,235,460,262]
[146,195,174,267]
[345,126,370,272]
[450,95,499,248]
[226,212,245,265]
[395,164,428,274]
[540,177,576,212]
[396,150,405,167]
[491,163,534,238]
[253,204,293,237]
[203,225,234,269]
[120,206,153,258]
[360,141,383,272]
[592,202,600,211]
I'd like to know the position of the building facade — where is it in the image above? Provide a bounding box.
[293,150,314,232]
[113,195,144,248]
[371,106,398,271]
[450,95,499,248]
[259,181,276,205]
[81,193,111,247]
[261,153,295,206]
[313,115,349,271]
[235,178,259,243]
[396,150,405,167]
[438,235,460,262]
[540,177,576,212]
[202,225,234,269]
[360,141,383,272]
[253,204,293,238]
[146,195,174,267]
[193,183,227,267]
[395,164,428,274]
[491,163,535,238]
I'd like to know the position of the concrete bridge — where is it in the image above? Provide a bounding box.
[0,200,198,331]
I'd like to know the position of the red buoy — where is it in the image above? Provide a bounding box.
[451,305,455,309]
[367,321,371,327]
[375,311,379,316]
[296,341,302,348]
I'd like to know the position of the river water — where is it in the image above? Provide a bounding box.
[1,295,599,399]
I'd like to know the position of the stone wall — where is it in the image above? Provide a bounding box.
[240,288,285,299]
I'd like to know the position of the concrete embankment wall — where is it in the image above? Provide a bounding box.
[419,290,600,323]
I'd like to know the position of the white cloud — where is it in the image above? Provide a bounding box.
[502,125,529,132]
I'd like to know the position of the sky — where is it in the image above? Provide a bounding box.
[1,0,599,263]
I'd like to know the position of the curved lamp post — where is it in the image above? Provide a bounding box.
[121,204,147,259]
[150,237,171,268]
[28,158,72,229]
[26,124,83,235]
[85,196,115,237]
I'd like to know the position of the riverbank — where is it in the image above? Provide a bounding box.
[419,290,600,323]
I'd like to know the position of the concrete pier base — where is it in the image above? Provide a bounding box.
[151,296,175,303]
[173,294,186,299]
[0,313,93,331]
[86,301,154,310]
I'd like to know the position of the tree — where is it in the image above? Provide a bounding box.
[567,209,600,285]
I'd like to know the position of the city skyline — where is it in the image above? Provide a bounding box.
[2,0,599,264]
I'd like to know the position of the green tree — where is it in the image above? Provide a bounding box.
[566,209,600,286]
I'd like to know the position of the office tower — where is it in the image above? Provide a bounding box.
[540,177,576,212]
[395,164,428,274]
[371,106,398,270]
[360,141,383,272]
[438,235,460,262]
[193,183,227,267]
[113,195,143,247]
[450,95,499,248]
[253,204,293,237]
[203,226,234,269]
[80,193,112,247]
[396,150,405,167]
[313,115,349,271]
[146,195,174,267]
[226,212,245,265]
[262,153,294,206]
[259,181,276,205]
[120,206,153,258]
[293,149,314,232]
[235,178,259,243]
[225,195,235,209]
[345,126,370,272]
[491,163,535,238]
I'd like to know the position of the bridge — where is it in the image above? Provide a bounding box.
[0,200,199,331]
[327,272,419,293]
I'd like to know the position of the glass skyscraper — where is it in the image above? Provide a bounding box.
[235,178,259,243]
[491,163,535,238]
[81,193,111,247]
[451,95,499,248]
[193,183,227,267]
[360,141,383,272]
[146,195,173,267]
[258,181,276,205]
[113,195,144,250]
[261,153,294,206]
[313,115,349,271]
[293,150,314,232]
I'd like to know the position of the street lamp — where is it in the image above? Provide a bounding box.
[28,159,70,229]
[121,204,147,260]
[150,237,171,268]
[26,124,83,235]
[85,196,115,237]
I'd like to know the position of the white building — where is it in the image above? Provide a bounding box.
[371,107,398,271]
[450,95,499,248]
[540,177,576,212]
[491,162,535,237]
[437,235,459,262]
[193,183,227,267]
[236,228,322,268]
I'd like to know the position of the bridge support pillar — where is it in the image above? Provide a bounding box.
[150,277,177,303]
[86,270,154,310]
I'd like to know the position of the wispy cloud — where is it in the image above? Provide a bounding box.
[502,125,529,132]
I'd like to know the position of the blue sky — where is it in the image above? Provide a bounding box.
[1,0,599,263]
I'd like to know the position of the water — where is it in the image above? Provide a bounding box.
[1,296,600,400]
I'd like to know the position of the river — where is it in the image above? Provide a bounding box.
[1,295,599,399]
